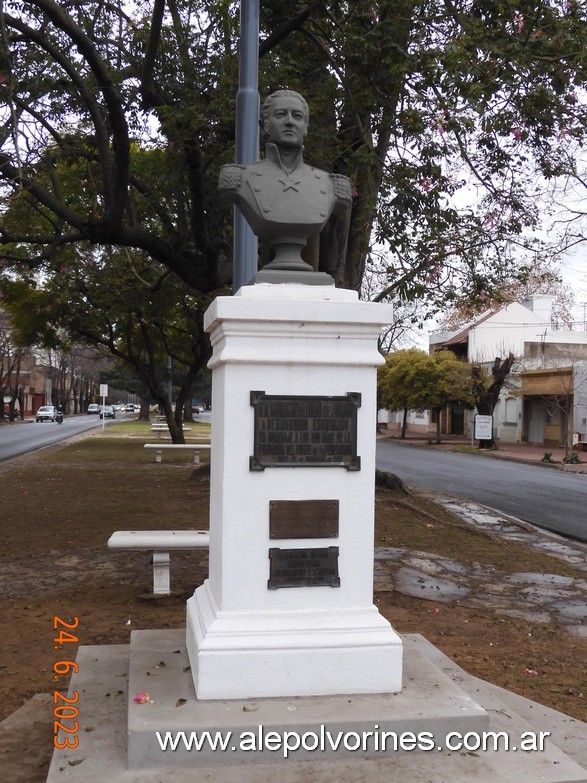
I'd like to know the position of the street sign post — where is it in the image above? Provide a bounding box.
[100,384,108,430]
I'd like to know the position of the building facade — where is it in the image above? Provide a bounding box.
[380,296,587,447]
[431,296,587,447]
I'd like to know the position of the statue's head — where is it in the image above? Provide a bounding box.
[260,90,309,149]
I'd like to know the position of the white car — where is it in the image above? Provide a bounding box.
[87,403,100,414]
[36,405,58,422]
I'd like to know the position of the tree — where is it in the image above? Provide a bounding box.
[436,257,577,331]
[2,245,212,441]
[378,347,472,442]
[424,350,474,444]
[378,348,432,437]
[471,353,516,448]
[0,0,586,317]
[0,309,29,420]
[67,345,111,414]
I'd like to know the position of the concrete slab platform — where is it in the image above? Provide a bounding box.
[46,633,587,782]
[0,693,54,782]
[406,634,587,772]
[127,629,487,768]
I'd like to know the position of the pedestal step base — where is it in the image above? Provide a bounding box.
[186,583,404,699]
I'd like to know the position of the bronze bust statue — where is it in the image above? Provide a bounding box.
[219,90,352,285]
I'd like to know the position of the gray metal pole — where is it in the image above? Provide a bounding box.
[233,0,260,293]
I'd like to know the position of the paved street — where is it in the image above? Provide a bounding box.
[0,415,113,462]
[376,437,587,543]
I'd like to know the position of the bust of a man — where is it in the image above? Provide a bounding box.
[219,90,351,284]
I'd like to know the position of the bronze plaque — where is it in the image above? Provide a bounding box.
[269,500,339,539]
[250,392,361,471]
[268,546,340,589]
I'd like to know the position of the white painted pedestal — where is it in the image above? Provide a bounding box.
[186,284,403,699]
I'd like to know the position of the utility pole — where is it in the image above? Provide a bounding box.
[538,329,547,368]
[233,0,260,293]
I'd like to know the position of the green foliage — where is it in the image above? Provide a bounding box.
[562,451,582,464]
[378,347,473,414]
[0,0,585,315]
[378,348,429,412]
[1,238,214,430]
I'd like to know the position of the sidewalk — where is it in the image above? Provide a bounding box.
[377,431,587,474]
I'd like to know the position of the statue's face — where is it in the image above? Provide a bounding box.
[263,96,308,149]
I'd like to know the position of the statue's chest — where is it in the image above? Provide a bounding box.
[245,166,331,224]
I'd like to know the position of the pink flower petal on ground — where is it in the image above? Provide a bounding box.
[134,691,153,703]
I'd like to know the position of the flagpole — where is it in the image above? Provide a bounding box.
[233,0,260,292]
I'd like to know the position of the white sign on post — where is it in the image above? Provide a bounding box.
[99,384,108,429]
[474,414,493,440]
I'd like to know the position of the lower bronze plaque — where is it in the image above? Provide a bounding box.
[268,546,340,589]
[269,500,339,540]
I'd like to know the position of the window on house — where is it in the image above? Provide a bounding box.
[504,397,517,425]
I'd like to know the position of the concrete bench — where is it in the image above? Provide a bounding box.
[107,530,210,595]
[144,443,211,463]
[150,424,192,439]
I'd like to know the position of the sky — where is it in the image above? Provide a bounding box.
[562,245,587,330]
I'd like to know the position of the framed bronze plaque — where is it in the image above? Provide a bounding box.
[250,391,361,471]
[269,500,339,539]
[268,546,340,589]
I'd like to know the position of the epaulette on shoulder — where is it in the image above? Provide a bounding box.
[218,164,242,191]
[331,173,352,202]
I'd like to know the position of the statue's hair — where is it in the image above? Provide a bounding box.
[260,90,309,141]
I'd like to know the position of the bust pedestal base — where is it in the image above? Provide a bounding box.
[186,283,402,699]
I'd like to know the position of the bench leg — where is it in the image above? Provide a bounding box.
[152,552,171,595]
[155,449,162,463]
[193,448,200,464]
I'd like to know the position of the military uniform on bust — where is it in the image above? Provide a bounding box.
[218,90,352,285]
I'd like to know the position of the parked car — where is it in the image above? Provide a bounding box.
[99,405,116,419]
[87,403,100,414]
[36,405,58,422]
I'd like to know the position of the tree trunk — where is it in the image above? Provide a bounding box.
[163,398,184,444]
[435,408,442,445]
[401,407,408,439]
[472,353,515,450]
[183,398,194,423]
